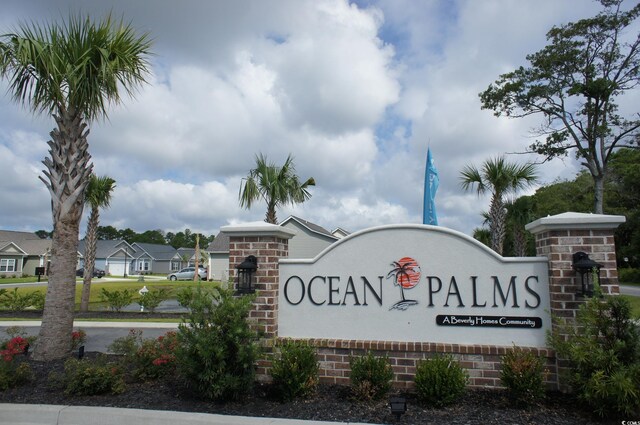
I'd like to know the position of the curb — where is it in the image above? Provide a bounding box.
[0,404,376,425]
[0,321,179,328]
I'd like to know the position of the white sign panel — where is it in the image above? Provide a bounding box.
[278,225,551,348]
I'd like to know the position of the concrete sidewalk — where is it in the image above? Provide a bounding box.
[0,404,377,425]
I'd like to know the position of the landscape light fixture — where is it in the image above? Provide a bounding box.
[389,396,407,419]
[236,255,258,294]
[572,251,602,298]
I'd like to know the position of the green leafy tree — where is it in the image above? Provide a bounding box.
[607,148,640,266]
[480,0,640,214]
[117,228,137,244]
[0,14,151,360]
[80,175,116,312]
[460,157,537,255]
[34,230,52,239]
[97,225,119,240]
[239,153,315,224]
[132,229,166,245]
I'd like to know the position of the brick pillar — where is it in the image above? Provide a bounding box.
[221,222,295,339]
[525,212,625,389]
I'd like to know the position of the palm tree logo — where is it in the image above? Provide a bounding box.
[387,257,421,311]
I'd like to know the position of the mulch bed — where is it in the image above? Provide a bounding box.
[0,311,622,424]
[0,352,617,425]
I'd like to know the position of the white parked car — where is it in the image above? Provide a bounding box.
[167,266,207,281]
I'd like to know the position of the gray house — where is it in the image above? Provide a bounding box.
[280,216,338,258]
[131,243,178,275]
[78,240,136,277]
[206,232,230,282]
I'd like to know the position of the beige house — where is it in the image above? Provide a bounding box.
[0,230,52,277]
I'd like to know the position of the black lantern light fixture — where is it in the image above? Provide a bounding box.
[236,255,258,294]
[389,396,407,419]
[572,251,602,298]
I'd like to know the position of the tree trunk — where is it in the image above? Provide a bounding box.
[265,205,278,224]
[33,108,92,361]
[489,194,506,255]
[593,173,605,214]
[513,227,527,257]
[80,207,99,312]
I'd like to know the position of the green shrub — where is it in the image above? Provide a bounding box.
[549,295,640,418]
[175,286,195,308]
[270,341,319,401]
[0,335,33,391]
[100,288,134,312]
[176,286,217,309]
[138,288,171,313]
[108,329,177,381]
[349,351,394,401]
[175,287,259,400]
[58,357,125,395]
[414,354,467,408]
[0,288,34,311]
[134,331,178,380]
[108,329,144,357]
[30,291,45,310]
[0,362,33,391]
[619,268,640,284]
[500,346,546,405]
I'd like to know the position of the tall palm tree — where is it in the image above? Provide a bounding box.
[80,175,116,312]
[239,153,315,224]
[0,15,151,360]
[460,157,537,255]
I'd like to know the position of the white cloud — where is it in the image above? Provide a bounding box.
[0,0,632,240]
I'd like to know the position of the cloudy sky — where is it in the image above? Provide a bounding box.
[0,0,625,238]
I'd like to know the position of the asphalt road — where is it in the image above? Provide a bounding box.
[0,322,178,353]
[619,284,640,297]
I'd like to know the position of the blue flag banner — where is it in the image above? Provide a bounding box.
[423,148,439,225]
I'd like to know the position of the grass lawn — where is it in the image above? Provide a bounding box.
[1,279,221,311]
[620,295,640,319]
[0,276,49,284]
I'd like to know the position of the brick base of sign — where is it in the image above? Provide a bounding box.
[256,338,558,390]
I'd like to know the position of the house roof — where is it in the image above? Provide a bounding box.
[209,217,339,254]
[12,239,51,256]
[0,241,28,255]
[132,242,177,261]
[176,247,195,256]
[331,227,351,238]
[281,216,338,240]
[207,232,229,253]
[0,230,41,241]
[78,240,132,259]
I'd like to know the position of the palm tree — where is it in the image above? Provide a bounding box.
[506,196,535,257]
[80,175,116,312]
[239,153,316,224]
[460,157,537,255]
[0,15,151,360]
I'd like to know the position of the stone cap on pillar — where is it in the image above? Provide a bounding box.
[221,221,297,239]
[525,212,626,234]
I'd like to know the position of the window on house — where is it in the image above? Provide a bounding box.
[0,259,16,272]
[171,261,180,271]
[137,259,150,271]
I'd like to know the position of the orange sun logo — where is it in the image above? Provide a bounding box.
[387,257,421,310]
